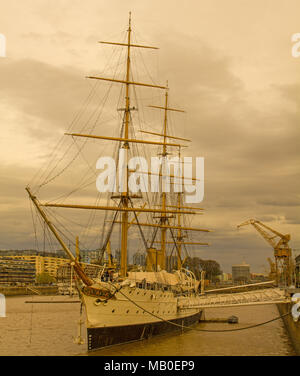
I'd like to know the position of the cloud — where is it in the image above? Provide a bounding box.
[257,198,300,207]
[0,1,300,274]
[0,59,90,137]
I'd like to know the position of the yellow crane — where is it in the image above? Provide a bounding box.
[267,257,276,280]
[237,219,292,286]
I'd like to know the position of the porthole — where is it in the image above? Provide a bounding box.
[94,298,106,306]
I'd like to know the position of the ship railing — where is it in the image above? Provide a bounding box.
[178,288,288,309]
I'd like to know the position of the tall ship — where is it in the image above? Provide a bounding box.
[26,14,211,351]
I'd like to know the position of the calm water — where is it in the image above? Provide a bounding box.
[0,295,295,356]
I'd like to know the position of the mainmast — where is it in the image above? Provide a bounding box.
[89,13,167,278]
[119,12,132,278]
[160,88,169,270]
[176,148,183,269]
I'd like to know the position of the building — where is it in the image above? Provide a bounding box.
[0,258,36,285]
[232,262,251,283]
[56,262,101,283]
[132,252,146,267]
[114,250,121,265]
[251,273,268,282]
[221,272,231,282]
[80,249,101,264]
[216,273,231,283]
[296,254,300,287]
[0,250,69,279]
[166,255,178,272]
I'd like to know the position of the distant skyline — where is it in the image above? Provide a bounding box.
[0,0,300,273]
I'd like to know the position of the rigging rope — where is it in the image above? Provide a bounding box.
[99,202,121,264]
[129,197,148,252]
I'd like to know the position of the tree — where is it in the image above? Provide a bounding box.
[200,259,222,282]
[36,272,56,285]
[183,256,222,282]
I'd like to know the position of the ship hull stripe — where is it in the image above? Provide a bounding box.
[87,310,202,351]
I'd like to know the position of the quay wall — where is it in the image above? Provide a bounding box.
[0,286,58,296]
[277,302,300,356]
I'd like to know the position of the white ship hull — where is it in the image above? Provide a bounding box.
[81,282,203,350]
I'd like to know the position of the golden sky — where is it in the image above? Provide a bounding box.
[0,0,300,272]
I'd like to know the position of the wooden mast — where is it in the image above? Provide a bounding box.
[119,12,132,278]
[176,147,183,269]
[160,87,169,270]
[148,88,186,270]
[26,187,93,286]
[147,98,210,270]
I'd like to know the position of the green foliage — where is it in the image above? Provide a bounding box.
[36,272,55,284]
[184,257,222,281]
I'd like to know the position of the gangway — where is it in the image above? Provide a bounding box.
[178,288,290,310]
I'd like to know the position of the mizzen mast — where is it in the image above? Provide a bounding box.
[148,88,186,269]
[161,88,170,270]
[147,96,210,270]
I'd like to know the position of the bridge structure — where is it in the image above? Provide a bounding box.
[179,288,289,310]
[178,281,293,310]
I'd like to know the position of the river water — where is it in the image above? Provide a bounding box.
[0,295,295,356]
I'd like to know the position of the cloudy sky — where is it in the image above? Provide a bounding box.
[0,0,300,273]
